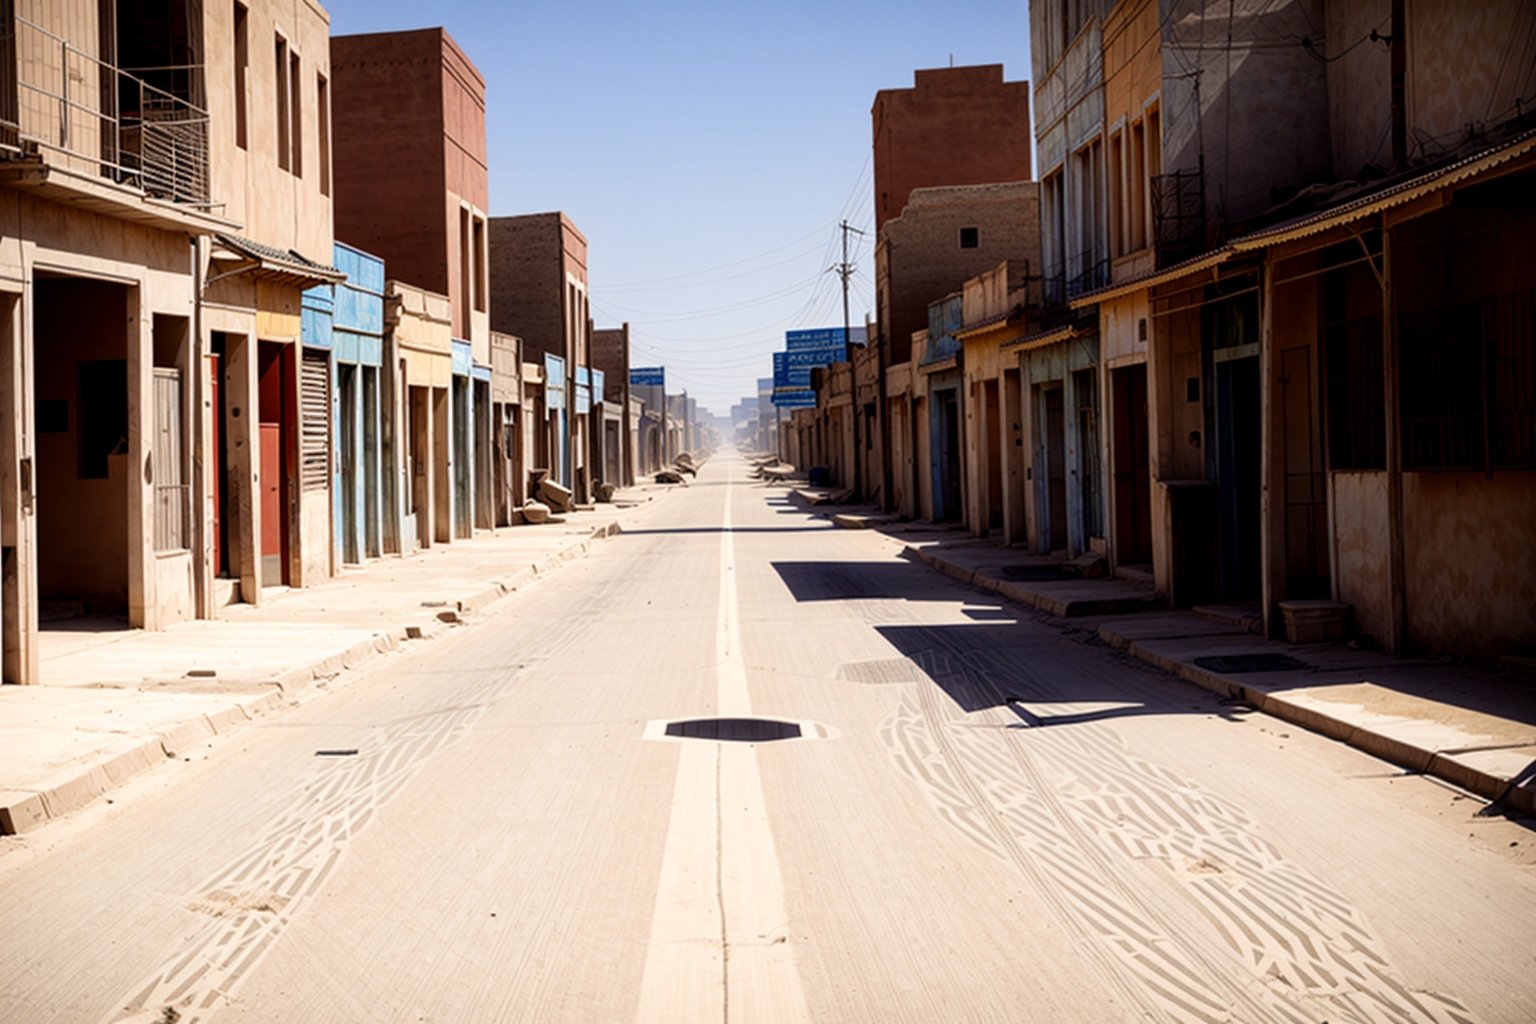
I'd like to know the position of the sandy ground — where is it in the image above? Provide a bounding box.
[1,452,1533,1024]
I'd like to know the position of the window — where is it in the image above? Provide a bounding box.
[234,3,248,149]
[299,350,330,490]
[459,207,472,330]
[1130,120,1146,252]
[153,368,188,551]
[473,215,487,313]
[959,226,978,249]
[289,52,303,178]
[1400,289,1536,471]
[317,72,330,195]
[274,36,289,171]
[1109,130,1124,256]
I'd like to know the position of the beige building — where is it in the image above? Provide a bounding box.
[876,182,1042,522]
[1062,0,1536,662]
[0,0,338,684]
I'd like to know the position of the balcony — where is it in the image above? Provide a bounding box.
[0,12,228,232]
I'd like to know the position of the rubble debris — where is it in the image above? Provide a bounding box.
[522,500,551,524]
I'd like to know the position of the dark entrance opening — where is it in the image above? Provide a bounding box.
[257,341,292,586]
[1112,364,1153,566]
[34,277,131,621]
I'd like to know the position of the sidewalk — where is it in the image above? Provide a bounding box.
[0,489,670,835]
[819,499,1536,816]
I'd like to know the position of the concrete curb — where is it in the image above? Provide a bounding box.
[1,519,625,835]
[908,543,1534,815]
[1093,623,1536,815]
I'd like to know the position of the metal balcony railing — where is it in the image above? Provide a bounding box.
[0,14,210,207]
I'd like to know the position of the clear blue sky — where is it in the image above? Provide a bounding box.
[323,0,1033,416]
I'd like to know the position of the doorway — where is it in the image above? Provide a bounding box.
[34,277,130,619]
[1213,349,1261,600]
[934,388,961,521]
[1042,384,1068,553]
[1280,345,1328,598]
[338,362,359,564]
[1111,364,1152,566]
[257,342,292,586]
[1074,368,1102,545]
[983,379,1003,532]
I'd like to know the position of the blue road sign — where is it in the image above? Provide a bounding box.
[630,366,665,387]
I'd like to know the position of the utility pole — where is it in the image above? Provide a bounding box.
[836,219,866,498]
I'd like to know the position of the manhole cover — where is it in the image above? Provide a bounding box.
[1194,653,1309,674]
[664,718,803,742]
[1000,564,1066,582]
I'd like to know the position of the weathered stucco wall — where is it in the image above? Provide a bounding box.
[1331,470,1392,647]
[1328,0,1536,178]
[1403,473,1536,659]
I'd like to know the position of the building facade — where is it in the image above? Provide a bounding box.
[329,26,491,550]
[0,0,339,682]
[488,212,591,500]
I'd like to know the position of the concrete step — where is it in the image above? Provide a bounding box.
[1113,563,1154,584]
[1193,602,1264,634]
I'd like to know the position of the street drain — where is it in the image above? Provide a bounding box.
[664,718,802,742]
[1194,653,1309,674]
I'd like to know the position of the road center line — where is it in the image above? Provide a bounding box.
[635,460,808,1023]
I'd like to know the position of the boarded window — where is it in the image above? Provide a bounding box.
[153,368,188,551]
[1406,288,1536,472]
[300,349,330,491]
[1400,288,1536,471]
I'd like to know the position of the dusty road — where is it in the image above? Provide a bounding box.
[2,451,1533,1023]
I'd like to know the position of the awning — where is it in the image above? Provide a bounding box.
[954,305,1026,342]
[209,233,346,289]
[1229,126,1536,250]
[1067,249,1232,308]
[1003,323,1080,352]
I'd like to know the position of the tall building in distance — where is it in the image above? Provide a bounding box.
[871,65,1033,234]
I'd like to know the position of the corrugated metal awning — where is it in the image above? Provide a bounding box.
[210,233,346,288]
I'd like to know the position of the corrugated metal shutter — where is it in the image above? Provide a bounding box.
[152,368,187,551]
[300,349,330,491]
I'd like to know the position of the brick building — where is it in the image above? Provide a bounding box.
[868,64,1034,511]
[489,213,592,500]
[592,324,634,487]
[871,66,1032,234]
[330,27,491,550]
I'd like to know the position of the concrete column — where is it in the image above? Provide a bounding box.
[126,288,150,627]
[0,288,38,683]
[1003,368,1026,545]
